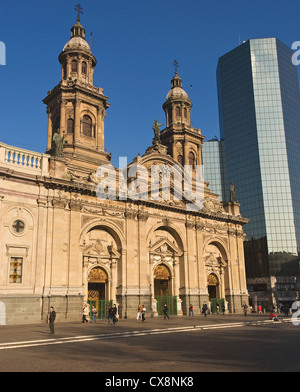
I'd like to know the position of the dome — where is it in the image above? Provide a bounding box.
[166,72,189,101]
[62,36,91,52]
[166,86,189,100]
[62,21,91,53]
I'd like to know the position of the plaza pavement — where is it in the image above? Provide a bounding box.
[0,312,291,345]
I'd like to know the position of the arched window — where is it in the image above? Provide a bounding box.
[184,108,188,119]
[175,106,181,117]
[189,151,196,169]
[82,61,87,75]
[67,118,74,134]
[82,115,93,137]
[71,59,77,72]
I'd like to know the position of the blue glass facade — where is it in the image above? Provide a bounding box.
[217,38,300,282]
[202,138,225,200]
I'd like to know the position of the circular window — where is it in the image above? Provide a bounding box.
[12,220,25,234]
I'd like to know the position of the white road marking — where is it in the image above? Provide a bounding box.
[0,319,287,351]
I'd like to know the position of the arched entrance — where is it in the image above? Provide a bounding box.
[154,264,171,297]
[81,223,122,307]
[148,225,184,316]
[88,267,108,301]
[207,273,219,300]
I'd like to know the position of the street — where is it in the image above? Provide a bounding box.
[0,314,299,374]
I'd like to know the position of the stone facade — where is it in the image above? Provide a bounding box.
[0,17,249,325]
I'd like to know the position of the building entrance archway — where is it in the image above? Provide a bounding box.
[88,267,108,301]
[207,273,219,300]
[154,264,171,297]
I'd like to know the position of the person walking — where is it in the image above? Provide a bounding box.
[243,302,248,317]
[258,304,262,314]
[108,305,114,325]
[189,304,194,317]
[202,302,208,317]
[136,304,142,321]
[141,305,146,322]
[221,303,226,315]
[163,304,169,320]
[49,306,56,334]
[82,303,90,323]
[284,304,290,317]
[91,305,97,323]
[112,304,118,325]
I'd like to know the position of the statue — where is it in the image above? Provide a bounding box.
[230,182,236,203]
[53,129,65,157]
[152,119,164,144]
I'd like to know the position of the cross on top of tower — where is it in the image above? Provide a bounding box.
[75,3,83,22]
[173,59,179,74]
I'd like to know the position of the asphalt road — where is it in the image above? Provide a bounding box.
[0,314,299,374]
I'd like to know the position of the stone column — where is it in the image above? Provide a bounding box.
[46,107,53,151]
[124,208,138,318]
[184,138,189,165]
[44,190,55,295]
[60,99,66,133]
[149,254,157,316]
[68,200,83,296]
[173,256,183,315]
[50,197,68,292]
[74,99,81,143]
[34,198,48,298]
[219,266,226,300]
[236,230,249,303]
[137,209,149,304]
[97,105,104,150]
[110,259,118,304]
[82,256,89,303]
[195,222,208,312]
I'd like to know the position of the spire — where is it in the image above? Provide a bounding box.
[70,21,86,39]
[75,3,83,23]
[171,59,182,88]
[70,4,85,38]
[171,72,183,89]
[173,59,179,73]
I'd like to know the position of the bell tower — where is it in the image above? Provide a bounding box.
[160,69,204,168]
[43,8,111,174]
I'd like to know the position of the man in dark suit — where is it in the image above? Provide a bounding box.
[163,304,169,320]
[49,306,56,334]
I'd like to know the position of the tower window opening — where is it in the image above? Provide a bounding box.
[189,151,196,169]
[67,118,74,134]
[82,115,93,137]
[82,61,87,75]
[71,59,77,72]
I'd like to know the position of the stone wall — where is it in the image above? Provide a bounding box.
[0,295,83,325]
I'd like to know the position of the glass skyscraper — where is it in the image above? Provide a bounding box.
[216,38,300,309]
[202,138,225,200]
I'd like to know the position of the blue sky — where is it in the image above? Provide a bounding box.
[1,0,300,167]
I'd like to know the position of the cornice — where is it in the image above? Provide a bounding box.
[0,170,248,226]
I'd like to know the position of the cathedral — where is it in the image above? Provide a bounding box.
[0,15,249,325]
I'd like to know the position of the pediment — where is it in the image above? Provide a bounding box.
[83,240,120,258]
[205,252,227,267]
[150,238,183,257]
